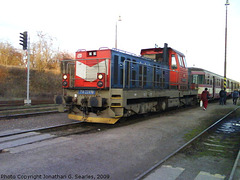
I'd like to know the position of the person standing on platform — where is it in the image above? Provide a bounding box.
[219,89,226,105]
[201,88,210,110]
[232,89,239,105]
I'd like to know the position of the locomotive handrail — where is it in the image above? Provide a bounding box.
[99,47,109,50]
[112,48,154,62]
[61,58,108,62]
[112,48,140,57]
[76,49,86,52]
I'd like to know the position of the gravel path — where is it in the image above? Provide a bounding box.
[0,100,238,180]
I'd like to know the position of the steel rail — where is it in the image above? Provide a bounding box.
[229,141,240,180]
[0,121,82,138]
[135,106,240,180]
[0,121,83,153]
[0,104,58,111]
[0,110,61,119]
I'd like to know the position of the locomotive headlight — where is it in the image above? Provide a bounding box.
[63,74,68,80]
[97,81,103,87]
[97,73,103,80]
[62,81,68,86]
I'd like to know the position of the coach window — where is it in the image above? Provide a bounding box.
[198,75,204,84]
[192,75,198,84]
[171,55,177,69]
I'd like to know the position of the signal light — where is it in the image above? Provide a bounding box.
[19,31,28,50]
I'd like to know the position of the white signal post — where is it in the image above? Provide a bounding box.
[24,35,31,105]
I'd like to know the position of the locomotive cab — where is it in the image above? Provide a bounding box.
[141,43,188,90]
[169,49,188,90]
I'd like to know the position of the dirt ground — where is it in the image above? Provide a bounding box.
[0,100,238,180]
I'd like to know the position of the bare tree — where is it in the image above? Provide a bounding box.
[31,31,56,71]
[1,32,74,71]
[0,42,23,66]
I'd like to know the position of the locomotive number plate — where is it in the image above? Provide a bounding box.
[78,90,96,95]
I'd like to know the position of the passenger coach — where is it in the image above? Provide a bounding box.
[188,67,240,99]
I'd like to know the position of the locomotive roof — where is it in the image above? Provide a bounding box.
[141,47,185,57]
[111,48,156,62]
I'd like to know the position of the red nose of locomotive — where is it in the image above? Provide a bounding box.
[74,49,111,89]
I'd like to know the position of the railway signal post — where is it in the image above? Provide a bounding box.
[19,31,31,105]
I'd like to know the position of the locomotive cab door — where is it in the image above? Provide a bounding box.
[169,52,188,90]
[169,54,178,89]
[177,54,188,90]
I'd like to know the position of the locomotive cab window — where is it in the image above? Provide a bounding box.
[178,55,184,67]
[171,55,177,69]
[183,57,187,67]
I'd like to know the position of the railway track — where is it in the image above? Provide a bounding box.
[0,121,102,153]
[0,104,63,119]
[0,99,54,107]
[135,106,240,180]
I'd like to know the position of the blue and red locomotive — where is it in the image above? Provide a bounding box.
[60,44,198,124]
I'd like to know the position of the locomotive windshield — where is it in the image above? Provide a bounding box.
[171,55,177,69]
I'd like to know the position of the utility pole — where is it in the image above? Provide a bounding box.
[115,16,122,49]
[224,0,230,90]
[19,31,31,105]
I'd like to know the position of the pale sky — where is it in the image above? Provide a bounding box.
[1,0,240,81]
